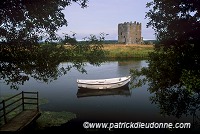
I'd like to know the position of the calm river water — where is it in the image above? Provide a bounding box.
[0,59,196,129]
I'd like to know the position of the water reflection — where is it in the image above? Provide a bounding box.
[1,59,200,131]
[0,60,67,90]
[150,87,200,129]
[76,86,131,98]
[0,56,102,90]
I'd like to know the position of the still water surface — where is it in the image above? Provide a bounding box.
[0,59,193,123]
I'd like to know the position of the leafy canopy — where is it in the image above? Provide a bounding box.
[0,0,88,45]
[131,0,200,92]
[146,0,200,48]
[0,0,107,89]
[130,0,200,121]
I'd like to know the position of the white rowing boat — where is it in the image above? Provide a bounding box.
[77,76,131,89]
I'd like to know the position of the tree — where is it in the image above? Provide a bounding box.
[129,1,200,129]
[0,0,107,89]
[1,33,106,89]
[0,0,87,44]
[150,87,200,128]
[146,0,200,48]
[130,1,200,129]
[131,0,200,92]
[0,0,89,62]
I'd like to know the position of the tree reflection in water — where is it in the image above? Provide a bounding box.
[150,87,200,129]
[1,38,106,90]
[0,0,106,90]
[130,53,200,131]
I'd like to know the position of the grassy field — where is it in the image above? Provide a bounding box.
[63,43,154,59]
[103,44,154,58]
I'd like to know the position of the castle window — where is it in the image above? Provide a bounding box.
[121,32,122,35]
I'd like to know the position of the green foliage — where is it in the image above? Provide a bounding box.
[73,33,107,65]
[146,0,200,49]
[0,0,88,46]
[130,68,147,88]
[130,0,200,92]
[1,33,106,90]
[150,87,200,120]
[145,1,200,89]
[130,47,200,128]
[130,48,180,91]
[61,32,78,45]
[102,40,118,44]
[131,46,200,92]
[0,1,107,90]
[180,70,200,92]
[130,0,200,127]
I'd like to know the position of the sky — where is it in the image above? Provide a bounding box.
[57,0,155,41]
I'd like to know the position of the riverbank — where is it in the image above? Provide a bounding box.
[103,44,154,58]
[63,43,154,59]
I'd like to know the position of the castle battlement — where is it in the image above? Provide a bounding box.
[118,21,142,44]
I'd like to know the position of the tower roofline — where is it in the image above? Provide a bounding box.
[118,21,141,25]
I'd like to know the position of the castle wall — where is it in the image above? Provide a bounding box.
[118,21,142,44]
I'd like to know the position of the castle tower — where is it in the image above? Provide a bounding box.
[118,21,142,44]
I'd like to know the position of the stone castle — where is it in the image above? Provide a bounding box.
[118,21,143,44]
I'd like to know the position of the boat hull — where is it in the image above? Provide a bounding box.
[77,76,131,89]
